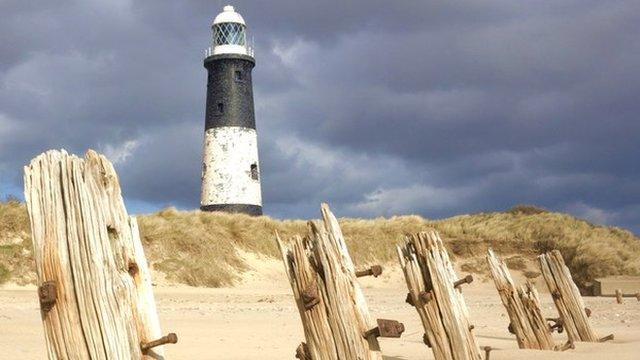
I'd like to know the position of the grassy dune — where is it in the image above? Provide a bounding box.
[1,199,639,289]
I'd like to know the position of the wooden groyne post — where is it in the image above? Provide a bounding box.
[276,204,404,360]
[397,230,482,360]
[486,249,559,350]
[538,250,611,343]
[24,150,174,359]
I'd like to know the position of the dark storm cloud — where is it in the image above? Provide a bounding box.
[0,0,638,233]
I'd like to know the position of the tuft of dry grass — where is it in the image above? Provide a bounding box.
[136,207,305,287]
[0,198,35,285]
[504,255,528,271]
[1,200,639,289]
[460,258,490,275]
[506,204,549,215]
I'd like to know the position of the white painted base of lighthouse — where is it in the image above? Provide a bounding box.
[200,126,262,209]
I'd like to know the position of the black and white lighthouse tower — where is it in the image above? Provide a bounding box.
[200,5,262,216]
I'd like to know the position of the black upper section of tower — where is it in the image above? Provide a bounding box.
[204,53,256,130]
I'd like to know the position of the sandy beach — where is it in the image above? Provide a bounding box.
[1,258,638,360]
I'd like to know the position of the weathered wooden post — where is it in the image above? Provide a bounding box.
[24,149,174,359]
[276,204,403,360]
[486,249,557,350]
[538,250,612,343]
[615,289,623,304]
[397,230,482,360]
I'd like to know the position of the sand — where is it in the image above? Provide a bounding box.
[1,256,639,359]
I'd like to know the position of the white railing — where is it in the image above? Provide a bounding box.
[204,43,254,58]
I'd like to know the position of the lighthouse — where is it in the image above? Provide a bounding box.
[200,5,262,216]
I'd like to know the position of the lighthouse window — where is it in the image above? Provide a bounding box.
[217,102,224,114]
[213,22,246,46]
[250,163,259,180]
[235,70,243,81]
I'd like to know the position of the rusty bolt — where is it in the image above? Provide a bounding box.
[507,323,515,334]
[546,317,564,334]
[483,346,492,360]
[469,324,475,331]
[419,291,433,304]
[599,334,614,342]
[364,319,405,338]
[423,333,431,347]
[38,281,57,313]
[128,262,139,277]
[453,274,474,289]
[356,265,383,278]
[140,333,177,353]
[584,307,592,317]
[378,319,404,338]
[301,285,320,310]
[551,290,561,300]
[405,293,415,307]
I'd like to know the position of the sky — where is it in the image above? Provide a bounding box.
[0,0,638,234]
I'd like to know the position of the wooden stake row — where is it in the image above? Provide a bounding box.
[279,213,614,359]
[24,149,614,360]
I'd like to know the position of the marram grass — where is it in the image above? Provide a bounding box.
[1,200,638,288]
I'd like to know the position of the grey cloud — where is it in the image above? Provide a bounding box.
[0,0,638,234]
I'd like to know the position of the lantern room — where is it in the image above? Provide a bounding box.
[208,5,252,57]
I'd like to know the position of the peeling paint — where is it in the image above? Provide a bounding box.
[200,126,262,207]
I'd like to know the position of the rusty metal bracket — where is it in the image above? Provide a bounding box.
[301,284,320,310]
[551,290,561,300]
[356,265,383,278]
[453,274,473,289]
[38,281,57,313]
[295,342,311,360]
[363,319,405,339]
[140,333,178,353]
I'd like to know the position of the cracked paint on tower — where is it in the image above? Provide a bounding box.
[200,5,262,216]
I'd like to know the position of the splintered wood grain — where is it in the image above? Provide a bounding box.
[397,230,482,360]
[539,250,598,342]
[24,149,164,359]
[486,249,556,350]
[276,204,382,360]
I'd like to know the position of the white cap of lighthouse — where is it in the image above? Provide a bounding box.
[207,5,253,57]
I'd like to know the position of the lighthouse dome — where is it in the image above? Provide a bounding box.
[213,6,246,26]
[208,5,252,57]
